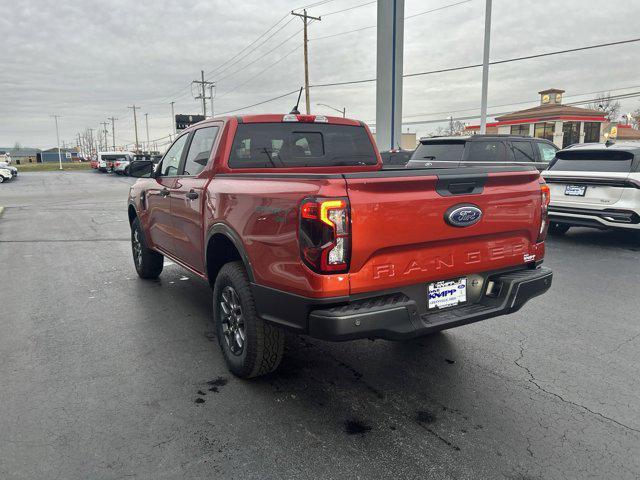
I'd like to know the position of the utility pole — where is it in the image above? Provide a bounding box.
[88,128,95,157]
[479,0,492,134]
[292,9,321,114]
[100,121,109,152]
[107,116,117,150]
[209,84,215,117]
[128,105,140,153]
[51,114,63,170]
[192,70,214,117]
[144,113,150,153]
[170,101,176,134]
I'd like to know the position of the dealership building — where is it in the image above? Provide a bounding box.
[466,88,607,148]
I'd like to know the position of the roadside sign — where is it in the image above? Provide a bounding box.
[175,114,206,131]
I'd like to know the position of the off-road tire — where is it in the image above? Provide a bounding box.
[131,217,164,279]
[213,261,285,378]
[548,222,570,236]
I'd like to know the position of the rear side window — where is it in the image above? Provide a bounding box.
[466,141,504,162]
[549,150,634,172]
[183,126,219,176]
[228,123,376,168]
[536,142,557,162]
[410,142,464,163]
[511,141,535,162]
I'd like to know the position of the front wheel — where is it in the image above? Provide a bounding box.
[131,217,164,279]
[0,176,4,184]
[548,222,570,235]
[213,262,285,378]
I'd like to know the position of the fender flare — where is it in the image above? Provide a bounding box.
[205,223,255,282]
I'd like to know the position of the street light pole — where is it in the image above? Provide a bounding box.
[128,105,140,153]
[51,114,62,170]
[479,0,492,134]
[316,103,346,117]
[144,113,150,153]
[170,101,176,135]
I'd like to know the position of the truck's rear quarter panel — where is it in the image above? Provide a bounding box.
[206,175,350,297]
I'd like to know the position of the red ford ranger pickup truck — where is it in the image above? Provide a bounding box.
[127,113,553,378]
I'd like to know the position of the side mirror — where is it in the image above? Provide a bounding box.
[129,159,155,178]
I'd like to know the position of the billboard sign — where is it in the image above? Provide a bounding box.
[175,114,206,131]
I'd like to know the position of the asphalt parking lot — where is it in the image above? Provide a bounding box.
[1,171,639,480]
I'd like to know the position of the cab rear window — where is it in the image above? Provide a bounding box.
[228,123,377,168]
[549,150,634,172]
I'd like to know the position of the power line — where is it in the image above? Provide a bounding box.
[310,0,473,41]
[392,92,640,127]
[319,0,375,17]
[217,89,301,115]
[309,36,640,88]
[401,84,640,120]
[215,25,304,84]
[217,45,302,99]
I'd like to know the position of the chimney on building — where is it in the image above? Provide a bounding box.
[538,88,565,106]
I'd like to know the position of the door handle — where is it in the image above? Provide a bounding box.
[159,188,170,197]
[186,190,199,200]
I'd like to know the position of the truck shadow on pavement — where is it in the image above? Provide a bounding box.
[549,227,640,251]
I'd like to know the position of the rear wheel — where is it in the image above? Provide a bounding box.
[0,176,4,184]
[131,217,164,279]
[548,222,570,235]
[213,261,285,378]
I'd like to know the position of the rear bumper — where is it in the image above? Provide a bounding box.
[253,267,552,341]
[549,205,640,230]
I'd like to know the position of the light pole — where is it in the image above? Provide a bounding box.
[479,0,492,134]
[316,103,346,117]
[170,101,176,135]
[51,114,63,170]
[145,113,150,153]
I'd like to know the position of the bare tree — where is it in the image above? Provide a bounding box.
[11,141,22,153]
[431,118,466,136]
[631,108,640,130]
[587,92,621,121]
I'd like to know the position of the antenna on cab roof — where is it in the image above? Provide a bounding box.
[290,87,303,115]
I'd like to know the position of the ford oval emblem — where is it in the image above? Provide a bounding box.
[445,204,482,227]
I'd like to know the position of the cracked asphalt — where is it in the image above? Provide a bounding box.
[1,171,639,479]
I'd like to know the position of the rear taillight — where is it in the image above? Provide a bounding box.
[537,183,551,242]
[299,197,350,273]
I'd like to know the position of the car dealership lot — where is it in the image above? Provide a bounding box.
[1,172,639,479]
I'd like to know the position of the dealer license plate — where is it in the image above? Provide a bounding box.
[565,185,586,196]
[428,278,467,310]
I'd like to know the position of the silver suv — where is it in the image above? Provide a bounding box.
[542,142,640,235]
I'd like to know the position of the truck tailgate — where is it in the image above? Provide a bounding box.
[345,168,544,294]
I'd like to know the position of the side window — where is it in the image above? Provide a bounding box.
[536,142,557,163]
[512,141,536,162]
[160,134,189,176]
[182,126,219,176]
[466,141,504,162]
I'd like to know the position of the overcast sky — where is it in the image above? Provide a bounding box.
[2,0,640,149]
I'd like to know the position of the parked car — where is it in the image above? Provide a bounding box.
[127,114,553,379]
[113,158,131,175]
[541,141,640,235]
[0,161,18,178]
[380,148,414,167]
[97,152,134,172]
[405,134,559,170]
[0,167,13,183]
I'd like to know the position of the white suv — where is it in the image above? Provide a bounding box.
[541,142,640,235]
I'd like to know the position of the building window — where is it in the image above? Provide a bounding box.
[534,122,555,142]
[584,122,600,143]
[510,124,530,136]
[562,122,580,148]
